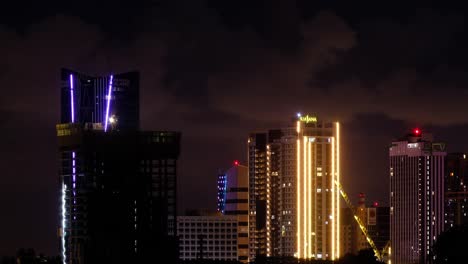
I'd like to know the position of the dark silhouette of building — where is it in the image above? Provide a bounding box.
[368,206,390,253]
[247,130,282,259]
[340,202,389,257]
[57,69,180,263]
[445,153,468,229]
[248,132,268,259]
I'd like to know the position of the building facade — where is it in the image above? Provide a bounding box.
[248,115,341,260]
[217,172,228,214]
[266,130,283,257]
[58,69,180,264]
[248,130,282,259]
[389,130,445,264]
[340,203,390,257]
[286,115,340,259]
[248,133,267,259]
[224,164,249,262]
[445,153,468,229]
[368,206,390,255]
[177,214,238,261]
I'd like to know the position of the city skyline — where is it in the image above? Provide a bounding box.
[3,1,468,257]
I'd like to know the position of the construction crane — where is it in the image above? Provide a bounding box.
[334,180,384,262]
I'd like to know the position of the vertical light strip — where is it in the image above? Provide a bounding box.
[62,184,67,264]
[308,140,312,258]
[69,74,75,123]
[224,175,227,214]
[266,145,271,256]
[303,137,307,258]
[313,143,316,256]
[296,121,301,133]
[296,138,301,258]
[331,137,335,260]
[104,75,114,132]
[72,152,76,211]
[336,122,340,258]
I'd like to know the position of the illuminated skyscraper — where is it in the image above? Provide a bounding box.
[389,129,445,264]
[288,115,340,260]
[58,69,180,264]
[248,115,341,260]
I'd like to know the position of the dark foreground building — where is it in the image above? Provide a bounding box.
[445,153,468,229]
[57,69,180,263]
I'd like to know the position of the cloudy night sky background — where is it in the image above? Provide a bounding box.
[2,0,468,255]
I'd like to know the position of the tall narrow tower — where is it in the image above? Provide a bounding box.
[248,130,282,259]
[290,114,341,260]
[224,163,250,262]
[389,129,445,264]
[248,115,341,260]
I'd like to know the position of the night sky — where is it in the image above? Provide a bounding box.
[2,0,468,256]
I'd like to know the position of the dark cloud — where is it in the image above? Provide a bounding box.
[1,1,468,256]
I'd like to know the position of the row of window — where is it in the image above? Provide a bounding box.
[178,222,237,227]
[180,252,236,258]
[178,230,237,235]
[180,246,237,251]
[180,240,236,244]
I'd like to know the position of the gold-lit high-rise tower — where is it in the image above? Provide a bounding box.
[248,114,341,260]
[291,114,340,259]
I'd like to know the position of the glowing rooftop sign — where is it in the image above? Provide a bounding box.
[298,115,317,123]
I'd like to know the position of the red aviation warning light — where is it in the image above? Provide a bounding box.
[233,160,239,166]
[413,128,421,136]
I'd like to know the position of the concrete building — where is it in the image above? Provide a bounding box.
[389,129,446,264]
[224,164,249,262]
[177,213,238,261]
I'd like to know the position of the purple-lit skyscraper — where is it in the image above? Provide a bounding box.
[58,69,181,264]
[61,69,139,131]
